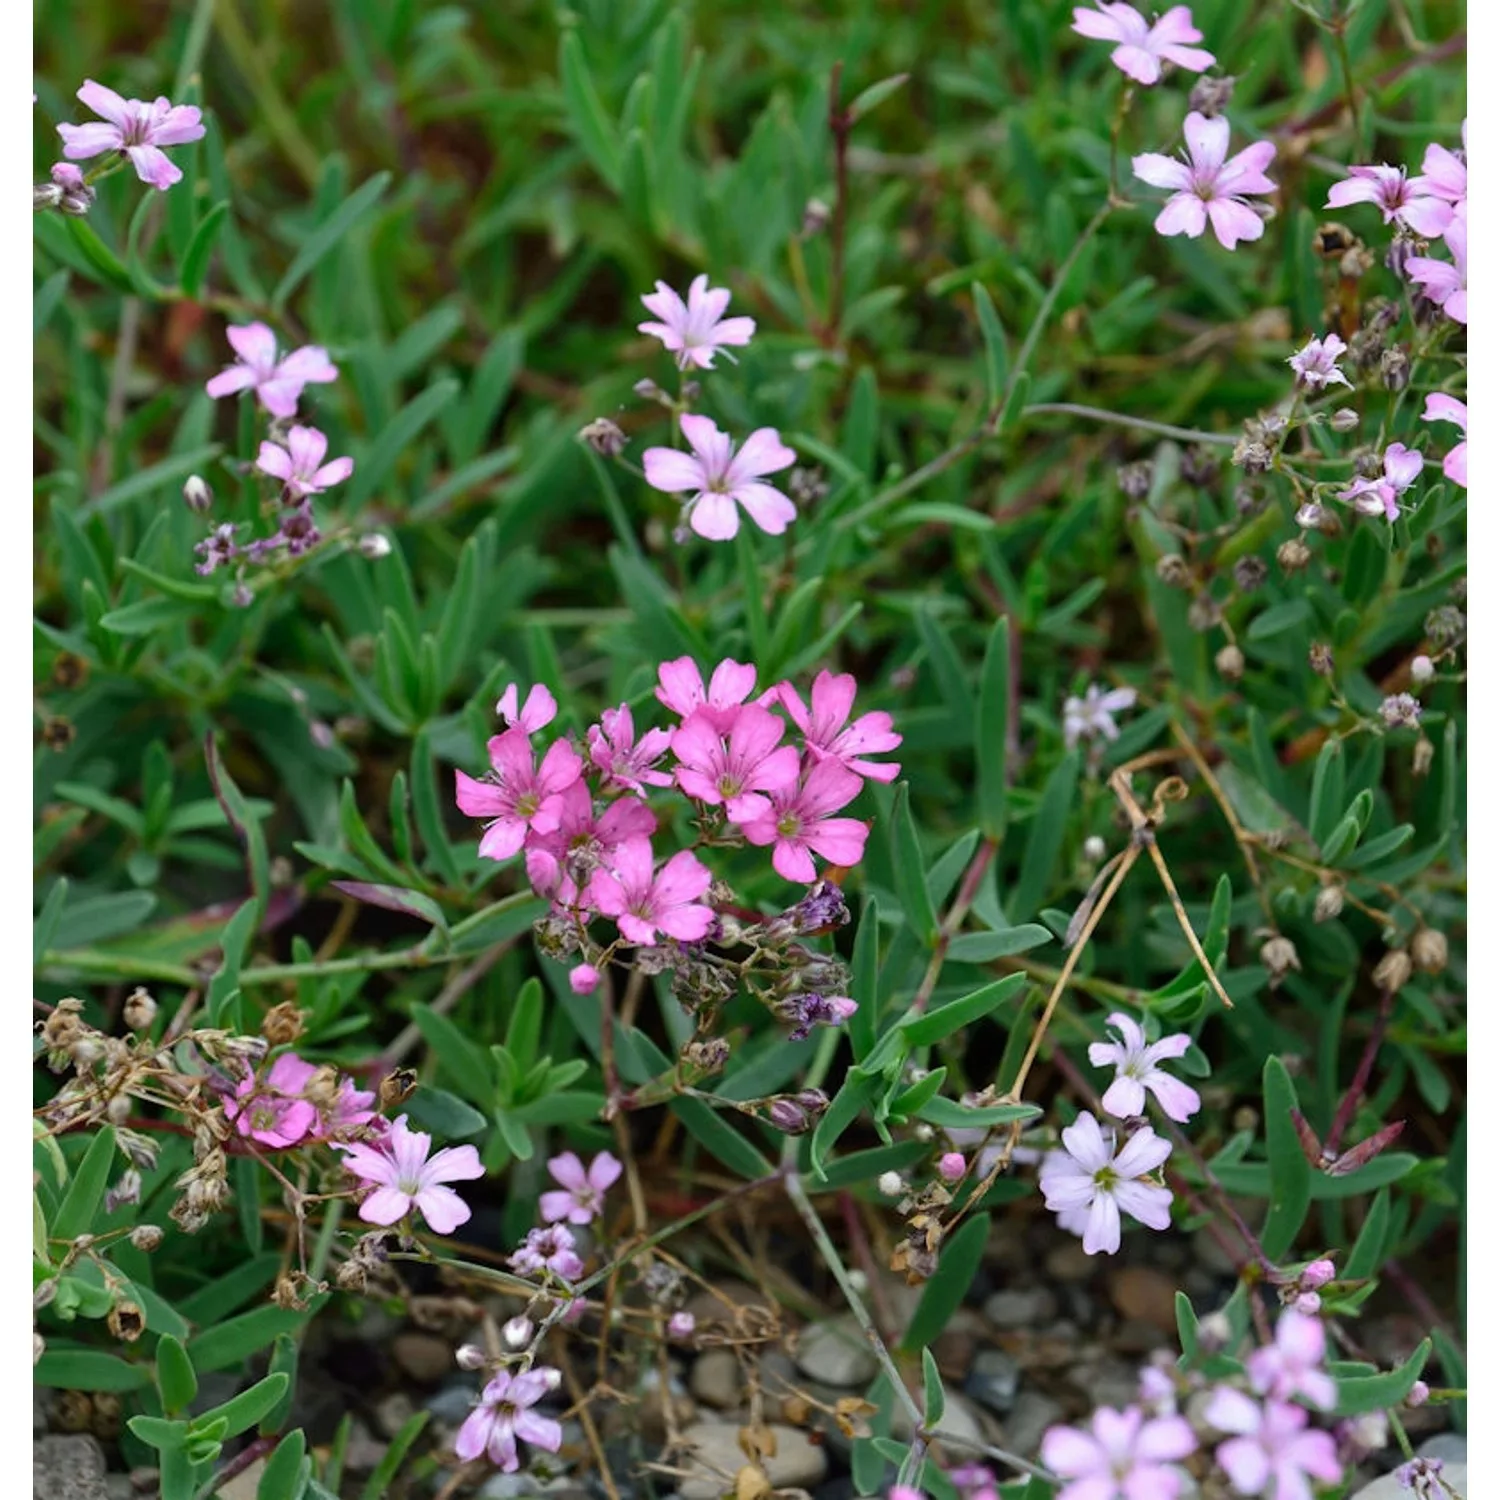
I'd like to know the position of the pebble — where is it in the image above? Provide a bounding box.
[795,1316,878,1388]
[1350,1463,1467,1500]
[690,1350,744,1411]
[341,1418,389,1474]
[983,1288,1058,1330]
[216,1459,267,1500]
[33,1393,47,1437]
[683,1280,775,1333]
[999,1391,1064,1457]
[1078,1357,1138,1412]
[1191,1225,1239,1276]
[677,1421,827,1500]
[391,1330,454,1385]
[1419,1434,1467,1465]
[104,1479,132,1500]
[930,1308,983,1380]
[373,1391,416,1439]
[1105,1266,1179,1335]
[1043,1240,1096,1283]
[639,1368,697,1437]
[963,1350,1021,1417]
[32,1435,108,1500]
[428,1382,481,1424]
[1113,1317,1168,1356]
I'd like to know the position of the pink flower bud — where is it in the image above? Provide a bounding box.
[455,1343,488,1370]
[938,1152,966,1182]
[569,963,600,995]
[1406,1380,1430,1407]
[1294,1291,1322,1315]
[667,1311,696,1340]
[1302,1258,1336,1289]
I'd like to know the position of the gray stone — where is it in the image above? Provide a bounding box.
[964,1349,1021,1416]
[1351,1462,1467,1500]
[983,1288,1058,1330]
[677,1420,827,1500]
[1082,1357,1139,1412]
[480,1475,549,1500]
[216,1458,268,1500]
[104,1479,132,1500]
[427,1382,481,1424]
[1418,1433,1467,1465]
[1042,1240,1095,1283]
[794,1316,878,1388]
[341,1418,388,1475]
[373,1391,416,1438]
[392,1330,453,1384]
[690,1349,744,1410]
[1000,1391,1065,1457]
[32,1435,107,1500]
[34,1393,47,1436]
[1191,1225,1239,1276]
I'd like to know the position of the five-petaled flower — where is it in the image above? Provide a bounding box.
[1070,3,1215,86]
[1041,1405,1199,1500]
[1422,394,1467,489]
[205,324,339,418]
[1204,1389,1342,1500]
[1288,334,1351,391]
[1132,111,1277,250]
[740,759,870,883]
[540,1151,623,1225]
[1246,1308,1337,1411]
[497,682,559,735]
[337,1114,484,1234]
[1339,442,1424,522]
[1039,1111,1173,1255]
[1324,164,1453,237]
[57,79,205,190]
[586,840,716,946]
[456,730,584,863]
[510,1224,586,1280]
[588,704,674,796]
[643,414,798,541]
[1411,120,1467,229]
[255,425,354,501]
[638,275,756,370]
[1063,683,1136,748]
[672,703,801,823]
[656,656,759,732]
[1088,1012,1202,1123]
[223,1053,318,1148]
[454,1368,564,1473]
[773,670,903,783]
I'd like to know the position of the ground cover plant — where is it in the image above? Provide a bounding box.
[33,2,1467,1498]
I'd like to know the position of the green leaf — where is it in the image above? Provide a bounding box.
[849,896,881,1061]
[1332,1339,1432,1416]
[897,974,1027,1047]
[1174,1291,1199,1362]
[359,1410,431,1500]
[258,1430,309,1500]
[179,200,229,299]
[915,1097,1040,1128]
[945,927,1052,962]
[670,1098,773,1179]
[976,616,1011,838]
[34,878,69,968]
[1260,1058,1312,1261]
[1009,750,1080,922]
[404,1086,488,1139]
[53,1126,116,1241]
[189,1301,322,1374]
[128,1415,188,1451]
[273,172,391,308]
[34,1347,151,1391]
[1344,1188,1391,1281]
[559,29,621,188]
[205,734,270,920]
[204,1373,289,1439]
[900,1214,988,1351]
[921,1347,946,1427]
[972,283,1009,409]
[98,597,198,636]
[261,1333,299,1434]
[506,978,544,1073]
[812,1141,927,1191]
[84,444,223,518]
[349,379,460,508]
[812,1071,880,1178]
[888,782,938,945]
[64,216,135,292]
[331,881,446,932]
[411,1009,493,1104]
[156,1335,198,1416]
[846,71,909,123]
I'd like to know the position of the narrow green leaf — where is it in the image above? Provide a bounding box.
[331,881,446,931]
[897,974,1027,1048]
[205,1373,289,1439]
[945,927,1051,962]
[349,378,460,507]
[411,1008,493,1104]
[889,782,938,945]
[358,1411,431,1500]
[812,1072,880,1179]
[273,172,391,308]
[1344,1188,1391,1281]
[179,200,229,299]
[1332,1339,1432,1415]
[156,1335,198,1416]
[846,72,909,124]
[1260,1057,1312,1261]
[53,1126,116,1241]
[976,616,1011,838]
[921,1347,946,1426]
[257,1430,308,1500]
[558,30,622,188]
[34,1347,151,1391]
[1174,1291,1200,1362]
[670,1098,773,1179]
[972,283,1009,409]
[849,896,880,1061]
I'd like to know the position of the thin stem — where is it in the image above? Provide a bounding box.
[1023,403,1239,447]
[1324,986,1397,1158]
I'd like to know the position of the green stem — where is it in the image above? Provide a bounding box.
[1023,403,1239,447]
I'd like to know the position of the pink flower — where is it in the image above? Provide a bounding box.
[1287,334,1351,391]
[454,1367,564,1473]
[1038,1111,1173,1255]
[497,682,557,735]
[205,323,339,418]
[1205,1390,1342,1500]
[587,840,715,946]
[1324,164,1453,237]
[1088,1012,1202,1123]
[1410,122,1467,228]
[522,779,656,902]
[322,1077,379,1134]
[638,275,756,370]
[255,425,354,500]
[1246,1308,1337,1411]
[668,1311,696,1340]
[57,80,205,190]
[1064,683,1136,747]
[223,1053,319,1148]
[672,704,801,823]
[1133,111,1277,250]
[656,656,758,731]
[51,163,85,190]
[337,1115,484,1234]
[1339,442,1425,522]
[588,704,674,795]
[455,730,584,862]
[740,759,870,882]
[539,1151,622,1225]
[510,1224,585,1280]
[1041,1405,1198,1500]
[1422,394,1466,488]
[938,1152,966,1182]
[889,1489,926,1500]
[774,671,903,783]
[1070,4,1214,86]
[643,414,797,541]
[1406,205,1467,324]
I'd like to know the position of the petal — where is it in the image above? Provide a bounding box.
[726,427,797,482]
[656,903,714,941]
[148,105,205,145]
[537,738,584,795]
[1214,1437,1270,1493]
[798,757,864,816]
[311,457,354,489]
[1040,1423,1104,1477]
[772,839,819,883]
[1160,42,1215,71]
[255,442,294,481]
[126,144,181,190]
[287,424,328,472]
[1059,1111,1113,1171]
[455,770,506,817]
[1111,45,1162,84]
[548,1151,589,1192]
[731,481,798,535]
[454,1410,498,1462]
[1071,5,1128,42]
[414,1185,472,1234]
[588,1152,624,1191]
[640,282,688,326]
[688,491,741,540]
[1155,194,1208,238]
[1145,1073,1201,1122]
[1220,141,1277,194]
[1183,110,1229,174]
[1132,152,1194,191]
[1112,1179,1174,1230]
[711,315,756,347]
[538,1188,575,1223]
[1423,393,1467,432]
[1203,1386,1260,1435]
[1325,176,1378,209]
[1101,1076,1147,1119]
[1401,194,1454,237]
[1206,198,1265,249]
[76,79,134,127]
[478,817,527,861]
[1443,440,1467,488]
[804,817,869,867]
[1137,1414,1198,1460]
[205,367,258,400]
[1113,1126,1172,1177]
[679,412,732,474]
[642,445,706,495]
[1152,7,1205,43]
[653,849,713,904]
[1081,1193,1121,1255]
[359,1187,414,1226]
[425,1144,485,1182]
[513,1411,563,1453]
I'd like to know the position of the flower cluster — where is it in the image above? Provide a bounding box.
[220,1050,378,1149]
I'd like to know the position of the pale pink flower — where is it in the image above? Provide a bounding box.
[740,758,869,882]
[205,323,339,418]
[454,1367,563,1473]
[322,1077,379,1133]
[522,779,656,902]
[667,1311,696,1339]
[587,840,715,946]
[1088,1012,1201,1122]
[1422,394,1466,488]
[539,1151,622,1225]
[496,682,558,735]
[1133,111,1277,250]
[638,274,756,370]
[672,704,801,823]
[57,80,205,190]
[1038,1111,1173,1255]
[509,1224,585,1280]
[1339,442,1425,522]
[1324,164,1453,237]
[223,1053,318,1148]
[1041,1405,1198,1500]
[1405,205,1467,324]
[642,414,797,540]
[337,1114,484,1233]
[1070,4,1214,85]
[587,704,673,795]
[889,1488,925,1500]
[773,670,903,783]
[1205,1389,1342,1500]
[1410,122,1467,227]
[1287,334,1351,391]
[1246,1308,1337,1411]
[1064,683,1136,747]
[455,730,584,862]
[255,425,354,500]
[656,656,758,731]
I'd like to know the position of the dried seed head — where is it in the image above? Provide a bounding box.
[1380,346,1411,391]
[1155,553,1191,589]
[579,417,627,458]
[272,1276,308,1311]
[1187,593,1223,632]
[129,1224,164,1252]
[1372,949,1412,994]
[1117,461,1153,500]
[1231,437,1272,474]
[1181,445,1222,488]
[1379,693,1422,730]
[1215,644,1245,681]
[90,1392,123,1440]
[1410,928,1448,974]
[682,1038,731,1074]
[1233,556,1268,593]
[104,1094,132,1128]
[52,1390,93,1431]
[1308,643,1335,676]
[1260,935,1301,979]
[1314,222,1359,259]
[1330,407,1360,432]
[122,988,157,1032]
[1277,538,1312,573]
[42,716,76,751]
[1313,884,1345,923]
[108,1301,146,1343]
[379,1068,419,1111]
[261,1002,305,1046]
[1412,735,1435,776]
[1424,604,1465,645]
[788,466,828,506]
[1188,73,1237,116]
[1339,244,1375,280]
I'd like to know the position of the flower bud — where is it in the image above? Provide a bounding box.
[1330,408,1359,432]
[455,1343,488,1370]
[1410,928,1447,974]
[793,1088,830,1119]
[1293,1291,1321,1315]
[1277,539,1311,574]
[878,1171,904,1197]
[129,1224,163,1252]
[1187,593,1223,632]
[1197,1310,1232,1353]
[502,1316,534,1349]
[1379,346,1410,391]
[1187,73,1236,116]
[1406,1380,1430,1408]
[1083,835,1107,862]
[104,1095,131,1127]
[579,417,627,458]
[357,532,392,559]
[1313,885,1345,923]
[1380,693,1422,730]
[667,1311,696,1340]
[1117,462,1153,500]
[1308,643,1335,676]
[1233,557,1267,593]
[633,377,664,401]
[34,1332,45,1365]
[182,474,213,513]
[569,963,600,996]
[767,1098,811,1134]
[34,182,64,211]
[1410,654,1434,685]
[1372,949,1412,993]
[1301,1258,1336,1289]
[1295,502,1327,530]
[937,1152,966,1182]
[912,1123,934,1143]
[123,988,157,1031]
[1215,644,1245,682]
[1155,553,1191,588]
[1260,936,1301,979]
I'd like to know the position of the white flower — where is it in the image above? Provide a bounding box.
[1088,1012,1202,1122]
[1063,683,1137,748]
[1038,1111,1172,1255]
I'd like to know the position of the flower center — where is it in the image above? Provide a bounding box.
[1092,1165,1118,1191]
[717,774,742,800]
[776,812,802,838]
[251,1106,278,1131]
[396,1174,423,1196]
[516,791,540,819]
